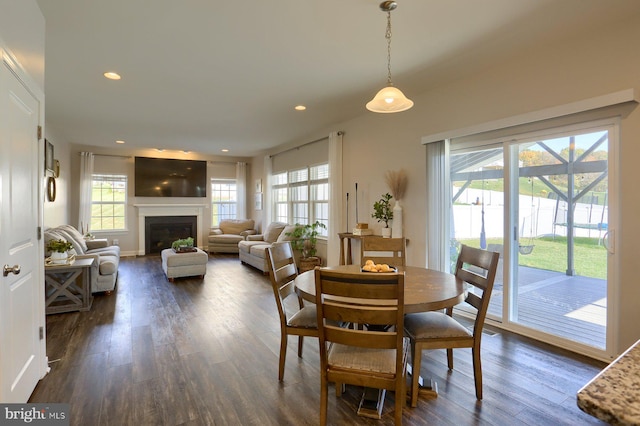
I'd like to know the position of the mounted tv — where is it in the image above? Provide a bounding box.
[135,157,207,197]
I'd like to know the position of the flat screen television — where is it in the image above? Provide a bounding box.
[134,157,207,197]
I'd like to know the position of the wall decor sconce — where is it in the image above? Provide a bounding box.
[47,176,56,202]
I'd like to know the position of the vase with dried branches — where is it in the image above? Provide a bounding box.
[385,169,408,238]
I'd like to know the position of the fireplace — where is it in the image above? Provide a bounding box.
[145,216,197,254]
[134,204,206,256]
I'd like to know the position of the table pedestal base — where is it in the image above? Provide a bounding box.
[418,379,438,399]
[357,388,385,419]
[408,363,439,401]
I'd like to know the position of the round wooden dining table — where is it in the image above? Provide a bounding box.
[294,264,465,314]
[294,264,466,417]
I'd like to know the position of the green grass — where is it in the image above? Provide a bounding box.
[458,236,607,279]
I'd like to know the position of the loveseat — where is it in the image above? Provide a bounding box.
[44,225,120,293]
[238,222,295,273]
[207,219,256,253]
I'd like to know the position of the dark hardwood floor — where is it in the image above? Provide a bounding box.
[29,254,608,425]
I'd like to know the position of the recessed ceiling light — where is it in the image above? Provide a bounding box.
[295,105,306,111]
[103,72,121,80]
[221,149,229,153]
[115,140,125,144]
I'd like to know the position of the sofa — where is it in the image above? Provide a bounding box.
[207,219,256,253]
[44,225,120,293]
[238,222,295,273]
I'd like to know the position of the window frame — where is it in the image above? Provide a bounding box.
[271,162,329,237]
[90,173,128,232]
[210,178,238,227]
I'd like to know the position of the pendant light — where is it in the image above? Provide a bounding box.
[366,1,414,113]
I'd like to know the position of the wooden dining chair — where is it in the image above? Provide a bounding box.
[315,268,408,425]
[361,236,406,266]
[403,244,500,406]
[265,242,318,381]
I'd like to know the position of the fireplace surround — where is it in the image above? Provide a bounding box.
[134,204,206,256]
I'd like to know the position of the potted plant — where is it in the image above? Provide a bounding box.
[372,193,394,237]
[171,237,195,253]
[46,239,73,264]
[285,221,327,271]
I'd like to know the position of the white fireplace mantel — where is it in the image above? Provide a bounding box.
[134,204,207,255]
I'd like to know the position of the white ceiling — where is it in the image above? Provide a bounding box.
[35,0,640,157]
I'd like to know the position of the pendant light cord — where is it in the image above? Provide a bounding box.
[386,10,393,86]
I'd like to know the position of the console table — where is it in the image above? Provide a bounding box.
[44,257,95,314]
[338,232,362,265]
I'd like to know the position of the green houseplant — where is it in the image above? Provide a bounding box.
[171,237,194,252]
[47,239,73,254]
[286,221,327,259]
[46,239,74,264]
[372,193,394,234]
[285,221,327,272]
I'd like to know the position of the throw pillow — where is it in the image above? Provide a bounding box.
[276,225,297,242]
[263,222,287,243]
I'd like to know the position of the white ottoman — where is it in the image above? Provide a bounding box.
[161,248,208,281]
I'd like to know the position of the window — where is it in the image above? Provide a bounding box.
[211,179,237,227]
[90,174,127,231]
[272,163,329,236]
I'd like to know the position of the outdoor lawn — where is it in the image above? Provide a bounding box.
[458,236,607,279]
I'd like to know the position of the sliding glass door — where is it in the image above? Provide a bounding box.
[448,121,615,356]
[509,128,609,350]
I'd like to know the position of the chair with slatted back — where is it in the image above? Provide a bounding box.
[403,244,499,406]
[361,236,406,267]
[315,267,408,425]
[266,242,318,381]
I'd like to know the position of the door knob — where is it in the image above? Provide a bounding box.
[3,264,21,277]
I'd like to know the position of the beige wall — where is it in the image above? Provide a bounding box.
[253,12,640,354]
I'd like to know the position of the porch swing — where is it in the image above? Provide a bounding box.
[519,178,536,255]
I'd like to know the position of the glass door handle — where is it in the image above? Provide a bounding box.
[602,230,614,254]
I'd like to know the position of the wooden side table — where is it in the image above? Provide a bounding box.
[44,257,95,314]
[338,232,361,265]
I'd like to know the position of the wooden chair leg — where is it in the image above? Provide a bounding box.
[472,346,483,399]
[447,348,454,370]
[335,382,344,397]
[395,379,404,424]
[410,341,421,408]
[278,333,287,381]
[298,335,304,357]
[320,376,328,426]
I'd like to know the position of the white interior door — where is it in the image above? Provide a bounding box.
[0,59,44,402]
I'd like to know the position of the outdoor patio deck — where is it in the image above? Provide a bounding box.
[486,265,606,349]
